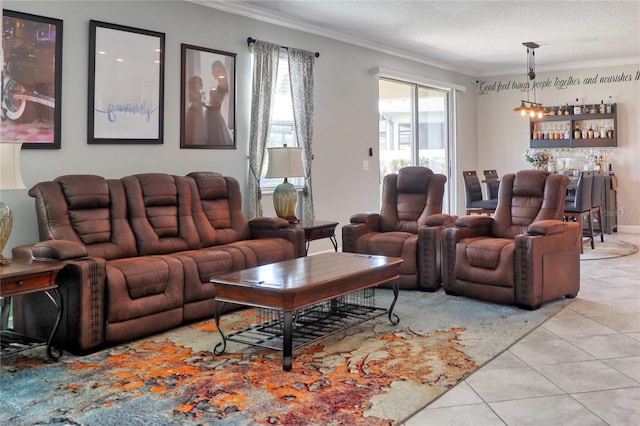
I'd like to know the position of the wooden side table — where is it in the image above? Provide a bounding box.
[293,220,339,254]
[0,259,65,361]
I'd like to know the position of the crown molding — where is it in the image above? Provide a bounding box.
[190,1,639,79]
[189,0,480,76]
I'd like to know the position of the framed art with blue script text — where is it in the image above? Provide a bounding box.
[88,20,164,144]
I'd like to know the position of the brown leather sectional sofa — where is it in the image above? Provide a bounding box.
[13,172,305,354]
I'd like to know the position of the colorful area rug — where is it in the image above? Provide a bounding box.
[580,237,639,260]
[0,289,569,425]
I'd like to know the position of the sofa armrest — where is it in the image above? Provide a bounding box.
[12,255,108,353]
[514,221,581,309]
[29,240,89,261]
[249,216,290,230]
[249,218,306,258]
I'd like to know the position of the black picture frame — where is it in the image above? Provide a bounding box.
[180,44,236,149]
[88,20,164,144]
[2,10,63,149]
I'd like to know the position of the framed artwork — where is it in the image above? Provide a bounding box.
[88,20,164,144]
[180,44,236,149]
[1,10,63,149]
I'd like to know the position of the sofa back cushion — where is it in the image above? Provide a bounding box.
[187,172,251,246]
[123,173,201,255]
[29,175,137,260]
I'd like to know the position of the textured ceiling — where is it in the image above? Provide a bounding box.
[195,0,640,76]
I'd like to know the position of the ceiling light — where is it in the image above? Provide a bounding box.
[514,42,546,118]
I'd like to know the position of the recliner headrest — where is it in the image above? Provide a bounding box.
[396,167,433,193]
[512,170,548,197]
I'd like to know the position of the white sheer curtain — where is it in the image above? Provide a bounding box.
[288,48,316,222]
[247,41,280,218]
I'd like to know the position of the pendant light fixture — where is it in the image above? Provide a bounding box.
[513,42,546,118]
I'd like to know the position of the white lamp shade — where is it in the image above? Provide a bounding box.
[265,146,304,179]
[0,143,26,191]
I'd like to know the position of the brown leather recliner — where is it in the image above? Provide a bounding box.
[442,169,581,310]
[342,167,456,291]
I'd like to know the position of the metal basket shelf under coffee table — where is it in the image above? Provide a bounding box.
[210,252,403,371]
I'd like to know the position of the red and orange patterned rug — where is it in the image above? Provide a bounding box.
[0,289,569,425]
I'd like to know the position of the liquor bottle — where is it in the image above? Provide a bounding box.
[588,124,594,139]
[574,123,581,139]
[599,100,606,114]
[573,99,581,114]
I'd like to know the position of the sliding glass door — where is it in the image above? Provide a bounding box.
[379,78,451,209]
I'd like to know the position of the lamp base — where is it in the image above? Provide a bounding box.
[0,201,14,265]
[273,179,299,224]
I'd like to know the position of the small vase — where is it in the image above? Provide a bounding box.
[532,162,547,170]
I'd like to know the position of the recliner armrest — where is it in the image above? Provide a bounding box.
[424,213,457,227]
[527,220,568,236]
[455,215,494,229]
[350,212,380,228]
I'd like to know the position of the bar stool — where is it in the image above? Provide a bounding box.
[590,170,605,243]
[482,169,500,200]
[463,170,497,215]
[564,171,594,253]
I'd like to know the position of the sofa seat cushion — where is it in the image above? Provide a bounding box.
[171,249,235,304]
[225,238,296,268]
[354,232,418,276]
[106,256,184,324]
[455,237,515,288]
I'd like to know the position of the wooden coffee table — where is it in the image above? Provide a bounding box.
[210,252,403,371]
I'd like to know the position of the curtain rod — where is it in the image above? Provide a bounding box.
[247,37,320,58]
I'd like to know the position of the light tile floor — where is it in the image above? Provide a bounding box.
[405,232,640,426]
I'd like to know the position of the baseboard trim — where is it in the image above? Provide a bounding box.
[617,225,640,234]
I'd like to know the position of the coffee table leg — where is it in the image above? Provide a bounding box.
[213,302,227,355]
[388,280,400,325]
[283,311,293,371]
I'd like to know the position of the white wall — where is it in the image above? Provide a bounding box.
[476,65,640,232]
[1,1,476,256]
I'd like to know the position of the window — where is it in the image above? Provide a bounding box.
[378,78,451,210]
[260,53,304,189]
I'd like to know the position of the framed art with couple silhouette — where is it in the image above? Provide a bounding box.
[180,44,236,149]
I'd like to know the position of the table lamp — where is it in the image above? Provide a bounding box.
[265,144,304,223]
[0,142,26,265]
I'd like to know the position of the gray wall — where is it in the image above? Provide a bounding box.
[1,1,477,256]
